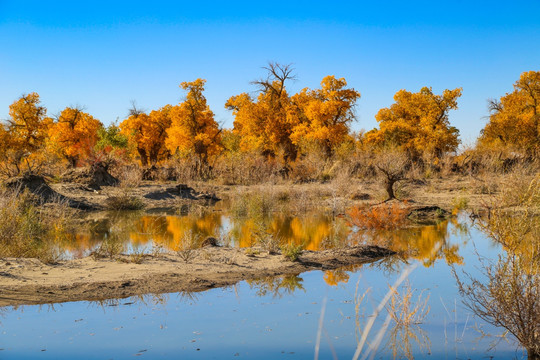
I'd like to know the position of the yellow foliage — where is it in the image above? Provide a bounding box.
[1,92,52,174]
[47,107,102,167]
[227,72,360,162]
[226,87,295,160]
[166,79,222,166]
[226,63,298,162]
[290,75,361,157]
[479,71,540,152]
[366,87,462,160]
[120,105,172,166]
[8,92,52,152]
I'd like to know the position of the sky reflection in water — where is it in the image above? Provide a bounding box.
[0,212,528,359]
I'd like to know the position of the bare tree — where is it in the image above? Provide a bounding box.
[372,149,410,201]
[454,180,540,359]
[454,252,540,359]
[251,62,297,100]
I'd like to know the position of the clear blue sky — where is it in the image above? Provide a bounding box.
[1,0,539,144]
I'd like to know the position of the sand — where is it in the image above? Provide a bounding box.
[0,245,394,306]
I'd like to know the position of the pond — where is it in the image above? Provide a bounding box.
[0,209,529,359]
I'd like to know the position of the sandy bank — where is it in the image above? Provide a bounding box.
[0,245,393,307]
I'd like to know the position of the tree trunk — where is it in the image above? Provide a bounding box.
[68,156,77,168]
[137,148,148,167]
[385,178,396,200]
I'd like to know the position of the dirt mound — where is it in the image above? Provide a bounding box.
[62,163,118,190]
[4,173,60,203]
[408,206,450,223]
[4,174,97,210]
[144,184,220,202]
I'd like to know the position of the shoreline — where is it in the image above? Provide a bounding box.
[0,245,394,307]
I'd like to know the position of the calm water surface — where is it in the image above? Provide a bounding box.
[0,210,528,359]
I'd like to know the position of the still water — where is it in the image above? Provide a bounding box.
[0,210,528,359]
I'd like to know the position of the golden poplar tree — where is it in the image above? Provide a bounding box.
[8,92,51,153]
[366,87,462,159]
[290,75,361,157]
[166,79,222,169]
[4,92,52,174]
[47,107,102,167]
[120,104,172,166]
[226,63,297,161]
[479,71,540,152]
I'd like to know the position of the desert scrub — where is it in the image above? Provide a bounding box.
[451,196,469,213]
[347,202,410,230]
[0,188,72,263]
[104,195,145,210]
[91,234,124,259]
[176,230,201,263]
[280,242,304,262]
[229,190,276,218]
[103,166,145,210]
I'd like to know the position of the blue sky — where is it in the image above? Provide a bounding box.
[1,0,539,144]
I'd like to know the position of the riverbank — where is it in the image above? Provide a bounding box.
[0,245,393,306]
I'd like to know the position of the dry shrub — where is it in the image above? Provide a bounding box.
[104,195,145,210]
[460,146,539,176]
[176,230,201,263]
[103,165,145,210]
[280,242,304,262]
[213,152,281,185]
[455,252,540,359]
[347,202,410,230]
[0,188,73,263]
[229,188,277,218]
[116,165,143,188]
[387,281,430,326]
[169,156,201,182]
[288,152,327,183]
[454,175,540,359]
[497,171,540,208]
[369,149,410,200]
[91,234,124,259]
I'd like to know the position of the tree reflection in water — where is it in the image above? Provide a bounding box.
[323,217,469,287]
[246,274,305,298]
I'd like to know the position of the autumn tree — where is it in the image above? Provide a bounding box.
[120,103,172,166]
[166,79,222,173]
[366,87,462,160]
[290,75,361,158]
[479,71,540,153]
[226,63,298,162]
[47,107,102,167]
[3,92,52,174]
[0,123,10,175]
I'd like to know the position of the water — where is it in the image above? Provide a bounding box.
[0,211,529,359]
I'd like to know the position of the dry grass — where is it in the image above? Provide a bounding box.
[0,188,73,263]
[91,234,124,259]
[176,230,201,263]
[387,281,430,326]
[454,175,540,359]
[104,195,145,210]
[104,165,145,210]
